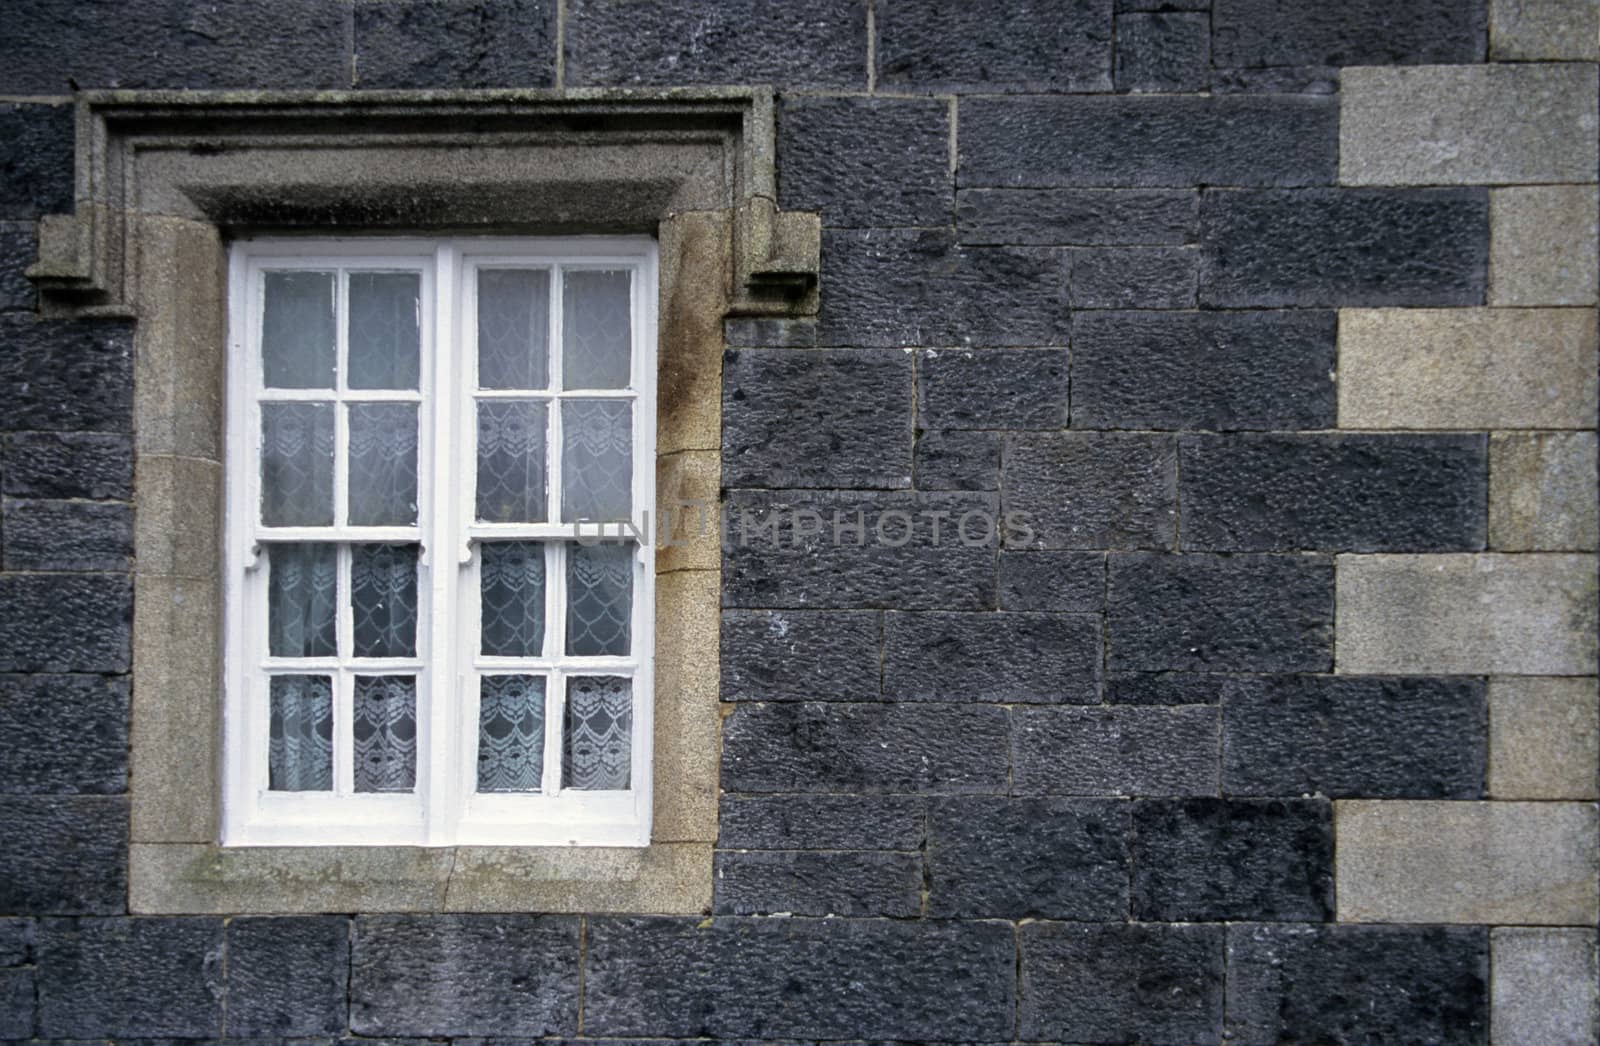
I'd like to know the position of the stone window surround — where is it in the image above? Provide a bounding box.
[29,88,820,914]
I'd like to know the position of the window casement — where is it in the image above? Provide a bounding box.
[224,237,658,848]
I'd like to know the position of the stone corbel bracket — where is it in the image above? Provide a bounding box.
[27,86,819,318]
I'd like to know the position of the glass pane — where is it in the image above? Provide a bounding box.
[268,674,332,791]
[480,541,545,657]
[348,402,419,525]
[353,675,416,793]
[478,269,550,390]
[267,543,338,658]
[563,676,631,790]
[476,401,548,523]
[348,272,422,390]
[261,402,335,526]
[261,271,335,389]
[566,542,632,656]
[562,269,631,389]
[351,543,418,658]
[478,674,546,793]
[561,399,632,522]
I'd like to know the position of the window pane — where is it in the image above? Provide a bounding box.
[348,402,419,525]
[261,402,335,526]
[566,542,632,656]
[478,674,545,793]
[348,272,421,390]
[563,675,631,790]
[560,399,632,522]
[562,269,631,389]
[262,271,335,389]
[351,543,418,658]
[267,543,338,658]
[268,674,333,791]
[353,675,417,793]
[476,400,548,523]
[478,269,550,390]
[480,541,545,657]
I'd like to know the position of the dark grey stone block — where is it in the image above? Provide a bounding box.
[1212,65,1341,94]
[917,348,1068,430]
[0,967,30,1038]
[0,105,73,219]
[960,95,1337,187]
[350,915,579,1037]
[997,550,1105,612]
[0,918,32,965]
[721,702,1010,794]
[1226,924,1489,1045]
[584,917,1015,1039]
[1212,0,1487,67]
[1180,434,1488,552]
[1068,246,1198,308]
[0,223,36,310]
[566,0,866,87]
[1115,12,1210,92]
[723,317,818,348]
[1013,705,1221,795]
[0,575,131,673]
[877,0,1112,91]
[36,917,221,1037]
[958,188,1198,246]
[1200,188,1489,307]
[1133,798,1334,921]
[1002,433,1178,550]
[1107,671,1236,705]
[1019,922,1224,1043]
[1107,553,1334,672]
[883,611,1101,703]
[2,499,132,572]
[226,917,349,1037]
[0,798,126,915]
[1223,675,1486,798]
[1118,0,1211,8]
[0,432,132,500]
[354,0,555,87]
[718,795,925,850]
[0,674,128,794]
[712,850,922,916]
[926,797,1129,918]
[778,97,951,227]
[914,430,1000,491]
[1071,310,1337,431]
[721,610,881,702]
[723,349,912,489]
[0,317,134,432]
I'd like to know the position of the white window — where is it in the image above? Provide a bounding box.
[222,238,658,848]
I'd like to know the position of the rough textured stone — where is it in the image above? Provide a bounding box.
[1336,800,1599,924]
[1071,311,1336,431]
[1490,186,1599,306]
[1115,12,1209,92]
[566,0,866,87]
[1108,553,1334,672]
[1200,189,1488,307]
[0,104,74,220]
[0,674,128,794]
[957,187,1197,246]
[723,349,912,489]
[1107,671,1235,705]
[1490,677,1600,800]
[916,348,1068,430]
[225,916,348,1037]
[1492,928,1600,1045]
[1020,922,1223,1043]
[1340,308,1598,430]
[351,915,579,1036]
[713,850,922,916]
[778,97,950,227]
[2,499,133,571]
[36,916,222,1037]
[877,0,1112,91]
[0,432,132,500]
[0,222,35,310]
[723,317,818,349]
[1493,0,1600,57]
[0,966,29,1037]
[1211,65,1340,94]
[914,430,999,490]
[1342,64,1598,185]
[927,797,1128,918]
[0,317,134,432]
[961,95,1337,188]
[717,795,925,850]
[997,550,1104,612]
[0,574,131,673]
[1068,246,1197,308]
[1490,432,1599,551]
[584,917,1015,1039]
[0,919,31,965]
[354,0,555,87]
[721,610,881,702]
[1002,433,1177,550]
[1226,924,1489,1045]
[1336,553,1598,675]
[1179,434,1488,552]
[0,798,126,915]
[1223,675,1486,798]
[721,702,1009,794]
[1133,798,1334,921]
[1012,705,1221,795]
[883,611,1101,703]
[1213,0,1487,66]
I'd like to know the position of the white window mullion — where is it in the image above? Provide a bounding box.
[424,244,456,843]
[334,545,354,796]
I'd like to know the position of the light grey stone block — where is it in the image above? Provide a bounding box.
[1336,800,1599,924]
[1489,677,1599,800]
[1341,64,1599,185]
[1490,432,1599,551]
[1491,186,1599,306]
[1492,928,1600,1045]
[1492,0,1600,59]
[1336,553,1599,675]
